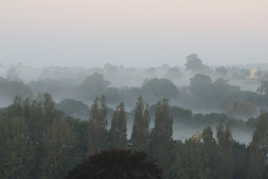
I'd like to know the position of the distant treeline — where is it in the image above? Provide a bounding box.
[2,71,268,120]
[1,94,268,179]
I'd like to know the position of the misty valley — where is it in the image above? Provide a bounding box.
[1,55,268,179]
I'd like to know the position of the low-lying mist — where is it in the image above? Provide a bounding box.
[1,54,267,144]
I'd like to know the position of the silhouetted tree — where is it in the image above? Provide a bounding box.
[247,113,268,179]
[150,99,173,176]
[185,54,210,73]
[78,73,110,100]
[65,150,162,179]
[131,97,150,151]
[152,99,173,140]
[257,80,268,95]
[88,96,108,155]
[216,124,234,179]
[142,79,179,102]
[109,103,127,149]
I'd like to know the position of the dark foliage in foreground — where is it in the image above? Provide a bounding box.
[1,94,268,179]
[66,150,162,179]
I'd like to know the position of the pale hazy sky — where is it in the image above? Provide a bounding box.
[0,0,267,67]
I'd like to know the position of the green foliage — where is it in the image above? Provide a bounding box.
[0,77,32,100]
[185,54,210,73]
[78,73,110,100]
[142,78,179,102]
[88,96,109,155]
[56,99,90,120]
[131,97,150,151]
[150,99,174,177]
[246,114,268,179]
[109,103,128,149]
[1,95,268,179]
[65,150,163,179]
[0,94,88,179]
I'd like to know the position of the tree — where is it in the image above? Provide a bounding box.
[88,97,108,155]
[201,127,219,179]
[152,99,173,140]
[189,74,213,107]
[56,99,90,120]
[41,119,76,179]
[0,77,32,102]
[216,124,234,179]
[190,74,213,93]
[142,78,179,102]
[251,113,268,150]
[109,103,127,149]
[0,94,81,179]
[78,73,110,100]
[65,150,162,179]
[150,99,173,175]
[217,124,233,150]
[257,80,268,95]
[0,116,34,179]
[202,126,216,145]
[43,93,56,117]
[216,66,228,76]
[131,97,150,151]
[247,113,268,179]
[185,54,210,73]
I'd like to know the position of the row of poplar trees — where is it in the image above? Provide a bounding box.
[1,94,268,179]
[87,96,173,173]
[87,96,268,179]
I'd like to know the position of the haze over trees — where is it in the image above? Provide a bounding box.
[1,94,268,179]
[1,55,268,178]
[1,55,265,115]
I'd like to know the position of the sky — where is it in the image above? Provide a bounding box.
[0,0,268,67]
